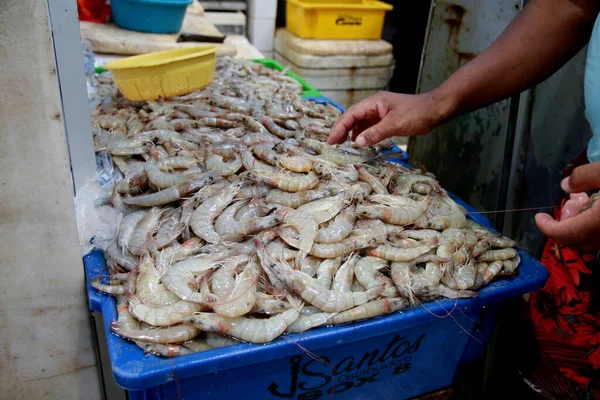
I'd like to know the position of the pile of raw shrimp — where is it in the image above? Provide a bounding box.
[89,57,522,357]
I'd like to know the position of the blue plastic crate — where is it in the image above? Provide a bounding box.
[86,193,547,400]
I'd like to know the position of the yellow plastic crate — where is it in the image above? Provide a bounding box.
[286,0,393,40]
[103,46,217,101]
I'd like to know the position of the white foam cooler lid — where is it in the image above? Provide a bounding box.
[275,28,394,69]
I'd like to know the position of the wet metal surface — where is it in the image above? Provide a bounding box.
[411,0,521,225]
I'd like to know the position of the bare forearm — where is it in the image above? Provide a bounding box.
[433,0,599,122]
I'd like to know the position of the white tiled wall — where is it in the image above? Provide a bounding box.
[247,0,277,52]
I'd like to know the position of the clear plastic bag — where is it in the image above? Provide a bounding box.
[75,152,123,256]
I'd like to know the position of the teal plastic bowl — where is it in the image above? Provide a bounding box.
[111,0,193,34]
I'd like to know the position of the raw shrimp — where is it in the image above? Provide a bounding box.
[205,332,241,349]
[215,203,282,242]
[236,181,272,199]
[117,210,147,253]
[251,292,292,314]
[368,243,434,262]
[190,183,241,243]
[332,253,358,293]
[279,227,386,259]
[300,256,321,277]
[258,247,381,312]
[296,192,347,224]
[354,256,398,297]
[125,173,217,207]
[136,254,180,305]
[106,241,138,270]
[478,248,518,262]
[242,149,278,173]
[279,155,312,173]
[185,303,302,343]
[355,200,428,226]
[500,254,521,277]
[111,322,199,344]
[315,208,356,243]
[316,258,341,288]
[205,151,243,176]
[265,184,342,208]
[128,208,162,255]
[161,254,223,304]
[213,259,259,317]
[286,312,335,333]
[252,144,279,166]
[330,298,407,325]
[246,170,319,193]
[472,261,504,290]
[357,165,389,194]
[91,277,125,295]
[129,296,204,327]
[261,116,299,138]
[441,260,477,290]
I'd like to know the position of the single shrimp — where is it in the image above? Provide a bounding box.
[118,211,148,254]
[124,173,218,207]
[315,208,356,244]
[216,206,282,242]
[500,254,521,277]
[354,256,398,297]
[441,260,477,290]
[157,156,198,171]
[128,296,204,327]
[110,322,200,344]
[478,248,518,262]
[245,170,319,193]
[279,155,312,173]
[357,165,389,194]
[145,160,197,189]
[332,253,359,293]
[316,258,342,289]
[190,182,241,243]
[205,151,243,176]
[330,298,408,325]
[286,312,336,333]
[252,144,279,166]
[279,227,386,259]
[472,261,504,290]
[213,258,259,318]
[368,243,434,262]
[265,184,342,208]
[265,238,299,262]
[355,200,428,226]
[236,181,273,199]
[91,277,125,295]
[251,292,292,315]
[300,256,321,277]
[128,208,162,255]
[136,254,180,305]
[185,302,302,344]
[296,192,347,224]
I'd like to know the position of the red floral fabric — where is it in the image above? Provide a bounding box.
[528,151,600,395]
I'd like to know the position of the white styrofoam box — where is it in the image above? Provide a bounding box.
[274,34,394,69]
[320,89,383,110]
[274,52,395,90]
[248,17,275,52]
[247,0,277,19]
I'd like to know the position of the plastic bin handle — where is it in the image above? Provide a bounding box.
[84,250,108,313]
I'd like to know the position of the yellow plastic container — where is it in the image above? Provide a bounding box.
[103,46,218,101]
[286,0,393,40]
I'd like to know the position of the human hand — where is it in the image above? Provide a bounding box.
[327,91,450,147]
[535,161,600,251]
